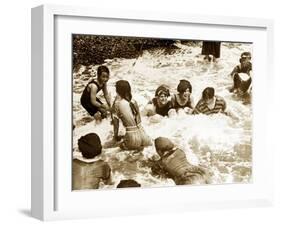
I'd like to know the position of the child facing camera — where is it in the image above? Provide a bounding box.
[229,52,252,94]
[142,85,174,122]
[171,79,194,114]
[80,65,112,120]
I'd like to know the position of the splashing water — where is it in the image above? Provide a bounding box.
[73,42,252,188]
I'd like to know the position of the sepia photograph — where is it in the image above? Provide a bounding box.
[71,35,252,190]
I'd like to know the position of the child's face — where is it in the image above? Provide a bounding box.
[205,97,215,105]
[99,72,109,85]
[240,56,251,65]
[158,94,168,105]
[180,89,191,99]
[241,59,251,69]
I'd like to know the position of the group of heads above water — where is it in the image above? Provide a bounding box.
[80,51,252,123]
[73,132,210,190]
[72,51,252,190]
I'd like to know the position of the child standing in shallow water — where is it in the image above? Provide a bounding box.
[112,80,152,150]
[193,87,227,115]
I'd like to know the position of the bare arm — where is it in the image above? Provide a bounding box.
[102,84,111,107]
[170,94,176,108]
[112,117,120,140]
[230,65,239,77]
[192,100,202,114]
[189,95,195,109]
[142,102,156,117]
[111,99,121,140]
[89,84,104,108]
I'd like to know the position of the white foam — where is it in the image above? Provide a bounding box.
[73,42,253,187]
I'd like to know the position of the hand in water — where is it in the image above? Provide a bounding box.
[100,104,110,111]
[113,135,123,142]
[184,107,193,114]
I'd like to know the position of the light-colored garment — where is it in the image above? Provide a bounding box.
[155,137,209,185]
[72,159,111,190]
[161,148,208,185]
[114,98,151,150]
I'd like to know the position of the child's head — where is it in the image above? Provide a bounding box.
[117,179,141,188]
[116,80,138,116]
[78,133,102,159]
[177,80,192,98]
[97,65,110,85]
[116,80,132,101]
[154,137,175,157]
[239,52,251,64]
[155,85,170,105]
[202,87,215,103]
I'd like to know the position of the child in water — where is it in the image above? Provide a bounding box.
[193,87,227,115]
[142,85,174,122]
[72,133,111,190]
[171,79,194,114]
[229,52,252,94]
[112,80,152,150]
[80,65,112,120]
[154,137,210,185]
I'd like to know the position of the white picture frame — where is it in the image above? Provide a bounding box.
[31,4,274,221]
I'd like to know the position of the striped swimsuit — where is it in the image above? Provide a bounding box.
[193,96,226,115]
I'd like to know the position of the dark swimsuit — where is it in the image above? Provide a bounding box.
[80,80,104,116]
[152,98,172,117]
[173,94,192,110]
[232,63,252,93]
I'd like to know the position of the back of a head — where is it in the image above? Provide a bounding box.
[154,137,175,157]
[116,80,132,101]
[78,133,102,159]
[116,80,139,117]
[117,179,141,188]
[177,79,192,93]
[202,87,215,100]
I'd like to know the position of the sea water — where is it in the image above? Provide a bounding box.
[72,42,252,188]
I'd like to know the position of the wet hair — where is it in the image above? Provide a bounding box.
[97,65,110,78]
[239,52,252,63]
[78,133,102,159]
[202,87,215,101]
[177,79,192,93]
[116,80,138,116]
[117,179,141,188]
[155,85,170,97]
[154,137,175,157]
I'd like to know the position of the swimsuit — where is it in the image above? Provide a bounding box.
[80,80,104,116]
